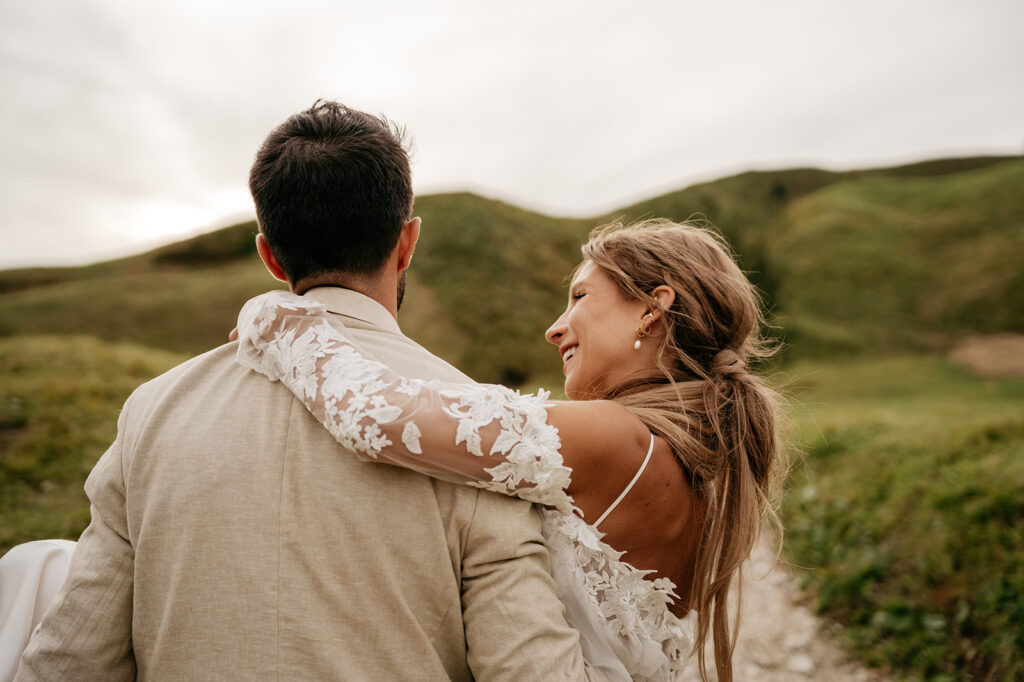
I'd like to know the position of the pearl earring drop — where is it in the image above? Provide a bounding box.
[633,338,642,350]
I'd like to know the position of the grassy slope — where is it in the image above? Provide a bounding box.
[4,338,1020,680]
[411,193,591,382]
[782,357,1024,680]
[773,160,1024,355]
[0,220,272,355]
[602,156,1018,305]
[0,196,590,384]
[0,336,184,552]
[0,260,279,355]
[609,158,1024,358]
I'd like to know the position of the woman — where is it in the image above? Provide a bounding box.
[236,219,786,682]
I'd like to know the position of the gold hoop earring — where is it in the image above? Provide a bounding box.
[633,313,654,350]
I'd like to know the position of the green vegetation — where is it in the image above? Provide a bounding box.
[0,260,280,356]
[1,155,1022,679]
[411,193,590,382]
[0,336,183,553]
[0,199,589,383]
[605,155,1016,309]
[773,161,1024,356]
[782,357,1024,680]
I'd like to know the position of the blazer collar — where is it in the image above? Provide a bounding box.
[303,286,402,334]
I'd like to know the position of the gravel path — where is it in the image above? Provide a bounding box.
[690,536,890,681]
[951,333,1024,379]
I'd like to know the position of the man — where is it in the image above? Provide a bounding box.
[17,101,598,680]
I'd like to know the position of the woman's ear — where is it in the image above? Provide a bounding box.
[649,285,675,319]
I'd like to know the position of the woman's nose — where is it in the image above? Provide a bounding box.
[545,311,568,346]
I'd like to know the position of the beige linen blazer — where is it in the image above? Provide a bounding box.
[17,287,596,681]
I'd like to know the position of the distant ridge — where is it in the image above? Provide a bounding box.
[1,155,1021,383]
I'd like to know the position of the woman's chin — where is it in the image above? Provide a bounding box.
[564,382,601,402]
[563,380,581,401]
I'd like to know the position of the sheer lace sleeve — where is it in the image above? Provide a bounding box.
[236,291,578,516]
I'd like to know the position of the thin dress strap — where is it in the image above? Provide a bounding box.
[593,432,655,529]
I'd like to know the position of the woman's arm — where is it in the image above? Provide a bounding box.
[236,291,652,522]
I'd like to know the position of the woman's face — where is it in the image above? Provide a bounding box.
[545,261,660,400]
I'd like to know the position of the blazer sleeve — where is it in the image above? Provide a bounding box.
[15,398,137,682]
[459,493,608,682]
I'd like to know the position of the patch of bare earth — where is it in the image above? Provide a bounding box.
[951,333,1024,379]
[690,536,890,681]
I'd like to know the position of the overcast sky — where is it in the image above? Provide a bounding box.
[2,0,1022,268]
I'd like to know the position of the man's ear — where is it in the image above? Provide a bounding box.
[396,217,421,272]
[255,234,289,283]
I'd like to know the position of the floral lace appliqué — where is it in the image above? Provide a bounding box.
[543,510,695,680]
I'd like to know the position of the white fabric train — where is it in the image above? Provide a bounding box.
[0,540,77,682]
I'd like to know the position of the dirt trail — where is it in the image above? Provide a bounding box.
[693,536,890,681]
[951,333,1024,379]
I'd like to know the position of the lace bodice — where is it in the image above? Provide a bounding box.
[236,291,695,680]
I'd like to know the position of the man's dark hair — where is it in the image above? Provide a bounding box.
[249,100,413,284]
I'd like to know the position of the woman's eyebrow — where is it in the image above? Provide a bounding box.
[568,277,589,294]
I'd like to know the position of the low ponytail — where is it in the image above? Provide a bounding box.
[583,220,787,682]
[692,355,781,682]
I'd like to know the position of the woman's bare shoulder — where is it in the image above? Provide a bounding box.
[544,399,664,522]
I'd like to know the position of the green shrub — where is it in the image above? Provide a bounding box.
[783,357,1024,680]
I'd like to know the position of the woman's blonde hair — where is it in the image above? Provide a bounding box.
[581,218,786,682]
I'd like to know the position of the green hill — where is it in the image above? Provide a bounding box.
[600,155,1019,305]
[0,336,184,551]
[1,155,1020,384]
[612,157,1024,356]
[774,160,1024,355]
[0,194,590,385]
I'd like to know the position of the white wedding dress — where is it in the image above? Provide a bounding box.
[0,540,76,682]
[236,291,696,681]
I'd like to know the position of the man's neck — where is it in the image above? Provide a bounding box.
[293,275,398,320]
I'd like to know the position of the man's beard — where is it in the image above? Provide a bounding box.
[396,270,407,311]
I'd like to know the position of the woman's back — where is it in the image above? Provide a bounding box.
[594,436,702,612]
